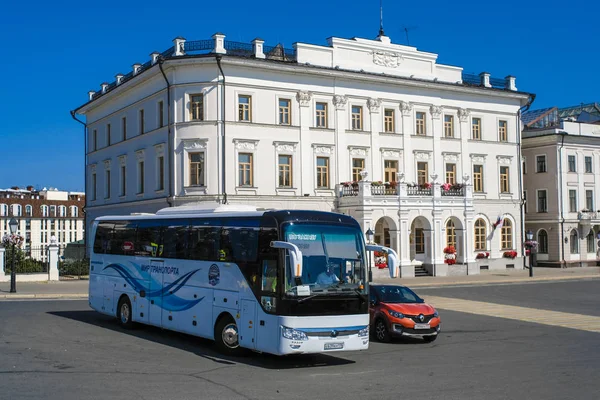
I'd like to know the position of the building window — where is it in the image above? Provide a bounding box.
[92,130,97,151]
[538,230,548,253]
[25,205,32,217]
[352,158,365,182]
[278,155,292,187]
[586,190,594,211]
[107,124,111,146]
[120,166,126,196]
[444,115,454,138]
[500,166,510,193]
[417,162,428,185]
[446,220,456,249]
[238,153,253,186]
[500,219,512,250]
[316,157,329,189]
[415,228,425,254]
[137,161,145,194]
[472,118,481,140]
[384,160,398,183]
[384,109,395,132]
[569,189,577,212]
[105,170,111,199]
[157,156,164,191]
[91,173,97,200]
[446,163,456,185]
[139,109,145,134]
[587,230,595,253]
[351,106,363,130]
[536,155,546,172]
[537,190,547,212]
[316,102,327,128]
[158,101,164,128]
[474,218,487,251]
[189,153,205,186]
[473,165,483,192]
[585,156,593,173]
[122,117,127,140]
[570,230,579,254]
[238,95,251,122]
[498,120,508,142]
[279,99,291,125]
[568,155,576,172]
[415,112,426,135]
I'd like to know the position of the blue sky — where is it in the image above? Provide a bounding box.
[1,0,597,192]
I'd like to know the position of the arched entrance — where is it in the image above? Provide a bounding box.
[374,216,398,252]
[444,217,464,262]
[410,217,432,265]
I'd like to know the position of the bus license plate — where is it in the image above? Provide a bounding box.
[414,323,430,329]
[324,342,344,350]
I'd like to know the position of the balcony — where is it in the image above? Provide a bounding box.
[578,210,599,220]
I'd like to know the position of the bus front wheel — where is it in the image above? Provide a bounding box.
[214,315,241,355]
[117,296,134,329]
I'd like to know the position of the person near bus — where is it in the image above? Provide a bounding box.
[316,263,340,285]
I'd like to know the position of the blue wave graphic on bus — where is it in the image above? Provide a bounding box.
[103,263,204,312]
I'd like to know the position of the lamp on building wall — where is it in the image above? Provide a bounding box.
[366,227,374,283]
[8,218,18,293]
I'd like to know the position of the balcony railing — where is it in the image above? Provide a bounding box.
[578,211,599,220]
[371,185,398,196]
[441,187,465,197]
[407,186,432,196]
[341,186,359,196]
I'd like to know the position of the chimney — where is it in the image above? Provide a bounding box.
[115,73,124,85]
[88,90,96,100]
[212,32,226,54]
[505,75,517,91]
[101,82,109,93]
[173,37,186,56]
[132,63,142,75]
[27,186,34,191]
[150,51,160,65]
[252,38,265,59]
[479,72,491,88]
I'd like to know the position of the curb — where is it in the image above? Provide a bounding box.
[0,293,88,300]
[376,274,600,288]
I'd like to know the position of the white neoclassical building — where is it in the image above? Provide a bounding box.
[73,31,533,276]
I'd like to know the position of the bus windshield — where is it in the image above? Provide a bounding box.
[283,223,367,296]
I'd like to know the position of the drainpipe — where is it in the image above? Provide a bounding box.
[216,55,227,204]
[158,58,174,207]
[69,110,88,255]
[517,93,535,270]
[558,130,567,266]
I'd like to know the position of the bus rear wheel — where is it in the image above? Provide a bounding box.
[117,296,134,329]
[214,315,241,355]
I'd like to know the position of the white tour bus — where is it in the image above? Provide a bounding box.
[89,205,398,356]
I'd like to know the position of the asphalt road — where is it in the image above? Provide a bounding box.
[0,280,599,400]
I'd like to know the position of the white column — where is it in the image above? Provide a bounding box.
[297,91,312,194]
[0,247,7,282]
[400,102,413,178]
[333,95,348,184]
[48,243,59,281]
[367,98,382,180]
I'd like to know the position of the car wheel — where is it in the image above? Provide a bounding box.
[214,315,242,356]
[423,335,438,343]
[375,318,391,343]
[117,296,134,329]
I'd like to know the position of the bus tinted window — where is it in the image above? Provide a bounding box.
[222,227,259,263]
[111,221,137,256]
[162,219,190,259]
[93,222,114,254]
[137,220,163,257]
[189,224,220,261]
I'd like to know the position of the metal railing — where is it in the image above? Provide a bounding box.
[58,244,89,279]
[462,73,507,90]
[183,40,212,53]
[4,245,48,274]
[441,187,465,197]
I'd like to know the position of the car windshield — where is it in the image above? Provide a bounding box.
[282,223,366,296]
[374,286,424,304]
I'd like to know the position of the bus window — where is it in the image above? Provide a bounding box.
[189,220,220,261]
[93,222,114,254]
[162,219,190,259]
[136,220,163,257]
[111,221,136,256]
[222,227,259,263]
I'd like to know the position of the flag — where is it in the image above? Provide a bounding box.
[493,215,504,230]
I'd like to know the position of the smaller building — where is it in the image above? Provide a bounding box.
[0,186,85,260]
[522,104,600,266]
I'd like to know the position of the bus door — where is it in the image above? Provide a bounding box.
[239,299,257,349]
[147,259,164,327]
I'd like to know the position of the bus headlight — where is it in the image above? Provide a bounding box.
[358,326,369,337]
[281,326,308,341]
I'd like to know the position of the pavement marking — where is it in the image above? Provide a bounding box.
[424,296,600,334]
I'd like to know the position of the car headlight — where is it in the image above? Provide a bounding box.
[433,311,439,318]
[388,310,404,319]
[281,326,308,341]
[358,326,369,337]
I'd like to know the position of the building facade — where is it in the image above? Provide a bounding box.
[0,187,85,259]
[522,105,600,266]
[74,32,532,276]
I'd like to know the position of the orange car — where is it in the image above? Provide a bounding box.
[369,284,441,343]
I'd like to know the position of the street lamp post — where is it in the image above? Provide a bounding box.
[9,218,18,293]
[366,227,374,282]
[526,229,535,278]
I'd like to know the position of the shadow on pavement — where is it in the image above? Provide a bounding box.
[48,310,356,370]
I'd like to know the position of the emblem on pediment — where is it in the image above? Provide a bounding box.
[313,146,332,155]
[183,140,207,150]
[372,51,403,68]
[497,155,512,165]
[235,141,257,151]
[414,151,431,160]
[349,147,368,156]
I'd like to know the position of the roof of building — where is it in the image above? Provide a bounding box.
[523,102,600,129]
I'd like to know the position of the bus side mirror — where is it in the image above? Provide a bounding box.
[271,241,303,278]
[366,244,400,279]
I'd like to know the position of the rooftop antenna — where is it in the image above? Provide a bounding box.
[379,0,385,37]
[400,25,417,46]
